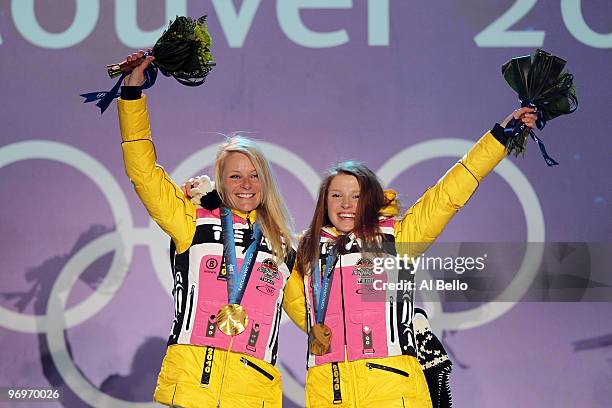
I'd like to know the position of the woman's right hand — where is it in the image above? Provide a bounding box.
[123,49,155,87]
[180,175,215,201]
[181,178,200,199]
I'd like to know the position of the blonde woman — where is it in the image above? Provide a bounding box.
[118,51,305,407]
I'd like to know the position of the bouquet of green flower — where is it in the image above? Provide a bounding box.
[107,15,215,85]
[501,49,578,166]
[82,15,215,113]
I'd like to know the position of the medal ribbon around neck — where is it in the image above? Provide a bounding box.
[220,207,263,305]
[312,243,339,325]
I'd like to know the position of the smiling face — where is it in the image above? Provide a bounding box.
[221,152,262,212]
[326,173,360,234]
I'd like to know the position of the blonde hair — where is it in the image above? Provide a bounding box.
[214,135,294,260]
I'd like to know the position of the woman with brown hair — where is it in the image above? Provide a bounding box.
[286,107,537,407]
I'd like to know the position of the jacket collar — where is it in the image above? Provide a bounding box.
[230,208,257,224]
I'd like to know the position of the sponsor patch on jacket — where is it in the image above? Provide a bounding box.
[200,346,215,387]
[258,258,281,285]
[201,257,219,274]
[353,258,374,284]
[217,258,227,281]
[256,285,276,296]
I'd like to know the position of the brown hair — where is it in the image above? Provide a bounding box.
[297,161,389,276]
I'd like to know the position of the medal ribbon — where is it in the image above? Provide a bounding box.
[507,114,559,167]
[312,243,339,325]
[220,207,263,305]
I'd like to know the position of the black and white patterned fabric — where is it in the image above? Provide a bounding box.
[414,308,453,408]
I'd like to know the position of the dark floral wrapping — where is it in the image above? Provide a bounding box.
[502,49,578,166]
[133,15,215,86]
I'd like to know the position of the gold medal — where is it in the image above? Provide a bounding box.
[216,304,249,336]
[309,323,332,356]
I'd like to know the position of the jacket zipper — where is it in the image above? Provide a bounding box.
[338,255,348,350]
[216,344,231,407]
[389,295,395,343]
[306,303,312,363]
[243,211,253,253]
[306,303,312,336]
[240,357,274,381]
[366,362,409,377]
[268,302,281,348]
[185,284,195,331]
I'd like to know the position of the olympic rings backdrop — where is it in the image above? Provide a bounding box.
[1,1,611,407]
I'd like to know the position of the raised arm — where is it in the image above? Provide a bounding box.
[394,108,536,257]
[118,51,196,254]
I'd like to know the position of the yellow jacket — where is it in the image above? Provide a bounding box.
[286,130,506,407]
[119,95,306,407]
[284,130,507,334]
